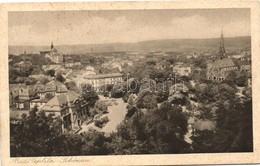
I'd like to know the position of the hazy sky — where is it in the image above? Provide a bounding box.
[8,9,250,46]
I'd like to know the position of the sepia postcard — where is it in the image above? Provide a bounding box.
[1,0,260,165]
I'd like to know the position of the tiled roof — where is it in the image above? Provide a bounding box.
[66,91,81,102]
[47,95,67,106]
[84,73,123,79]
[212,58,236,69]
[9,83,26,91]
[44,91,80,106]
[34,83,46,93]
[45,80,68,92]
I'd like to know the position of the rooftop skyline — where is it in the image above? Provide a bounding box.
[8,9,250,46]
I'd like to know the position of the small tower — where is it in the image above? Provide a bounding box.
[219,29,226,59]
[63,54,66,67]
[51,42,54,49]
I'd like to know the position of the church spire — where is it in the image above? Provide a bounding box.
[219,28,226,59]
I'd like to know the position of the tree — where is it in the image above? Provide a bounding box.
[44,69,55,77]
[81,131,110,155]
[10,106,63,156]
[55,73,65,82]
[65,81,79,93]
[110,83,127,98]
[45,93,54,100]
[10,106,111,156]
[93,101,108,114]
[235,71,248,87]
[191,82,253,153]
[94,116,109,128]
[111,101,189,154]
[99,84,114,97]
[81,84,99,107]
[135,90,157,109]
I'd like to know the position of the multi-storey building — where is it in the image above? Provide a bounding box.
[40,42,64,64]
[83,73,123,91]
[41,91,88,132]
[9,84,38,110]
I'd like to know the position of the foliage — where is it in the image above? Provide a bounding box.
[111,101,189,154]
[55,72,65,82]
[65,81,79,93]
[45,93,54,100]
[226,71,248,87]
[10,106,111,156]
[191,93,253,152]
[9,67,34,84]
[99,84,114,97]
[135,90,157,109]
[81,84,99,107]
[93,101,108,114]
[94,116,109,128]
[10,106,63,156]
[110,84,127,98]
[44,69,55,77]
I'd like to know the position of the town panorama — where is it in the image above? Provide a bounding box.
[8,9,252,156]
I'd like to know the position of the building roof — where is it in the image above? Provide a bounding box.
[84,73,123,79]
[30,98,49,103]
[193,119,216,131]
[66,91,81,102]
[44,91,81,107]
[213,58,236,69]
[45,80,68,92]
[9,83,26,91]
[47,94,68,106]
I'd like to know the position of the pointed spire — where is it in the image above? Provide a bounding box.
[219,28,226,59]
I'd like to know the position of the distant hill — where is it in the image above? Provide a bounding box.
[9,36,251,55]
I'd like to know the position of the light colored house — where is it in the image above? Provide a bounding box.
[45,80,68,96]
[86,66,95,71]
[173,65,192,76]
[42,64,63,71]
[40,42,64,64]
[65,62,81,68]
[10,84,38,110]
[13,60,32,68]
[41,91,88,132]
[29,74,52,80]
[84,73,123,91]
[9,84,25,107]
[30,98,49,110]
[33,81,68,101]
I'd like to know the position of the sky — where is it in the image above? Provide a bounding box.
[8,9,251,46]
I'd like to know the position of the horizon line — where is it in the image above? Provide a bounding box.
[8,35,251,47]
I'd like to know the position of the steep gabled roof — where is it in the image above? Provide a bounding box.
[213,58,236,69]
[44,91,80,106]
[66,91,81,102]
[47,94,67,106]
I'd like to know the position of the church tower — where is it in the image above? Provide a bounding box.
[219,29,226,59]
[51,42,54,49]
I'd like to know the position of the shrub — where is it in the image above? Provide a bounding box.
[94,116,109,128]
